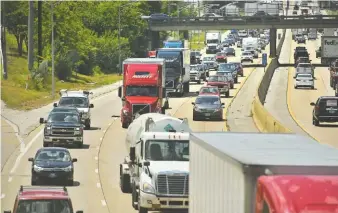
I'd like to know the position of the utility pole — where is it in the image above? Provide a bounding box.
[51,3,55,98]
[28,1,34,71]
[118,6,121,75]
[38,1,42,64]
[1,1,8,80]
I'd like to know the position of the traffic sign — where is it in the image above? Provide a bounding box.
[262,53,267,66]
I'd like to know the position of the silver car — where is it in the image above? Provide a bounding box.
[294,73,314,89]
[202,56,218,70]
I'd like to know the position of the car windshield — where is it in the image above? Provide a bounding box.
[36,150,71,162]
[297,74,312,79]
[195,96,221,105]
[126,86,158,97]
[203,57,214,61]
[191,52,201,56]
[59,97,88,108]
[218,63,236,71]
[145,140,189,161]
[200,87,219,93]
[298,64,311,68]
[208,76,226,82]
[47,113,79,123]
[217,72,232,78]
[17,199,72,213]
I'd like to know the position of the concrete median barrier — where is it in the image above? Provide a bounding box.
[251,29,292,133]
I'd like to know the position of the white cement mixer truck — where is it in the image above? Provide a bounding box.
[119,113,191,213]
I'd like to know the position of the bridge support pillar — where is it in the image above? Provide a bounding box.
[269,28,277,58]
[150,31,160,50]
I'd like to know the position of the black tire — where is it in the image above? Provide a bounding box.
[31,178,37,186]
[43,142,48,147]
[234,78,238,83]
[231,84,234,89]
[85,119,91,129]
[197,80,201,84]
[122,122,129,129]
[132,184,138,210]
[313,117,319,126]
[294,86,297,89]
[139,207,148,213]
[225,91,230,97]
[120,173,131,193]
[241,73,244,77]
[311,86,314,90]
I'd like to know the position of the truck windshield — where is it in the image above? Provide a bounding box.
[207,39,219,44]
[145,140,189,161]
[59,97,88,108]
[157,51,181,75]
[16,199,72,213]
[126,86,158,97]
[47,112,79,123]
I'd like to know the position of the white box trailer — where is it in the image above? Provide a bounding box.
[190,132,338,213]
[321,36,338,65]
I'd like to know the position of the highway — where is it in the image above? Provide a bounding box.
[1,32,269,212]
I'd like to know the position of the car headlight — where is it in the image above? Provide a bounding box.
[194,107,201,112]
[82,112,89,118]
[122,109,129,114]
[233,71,237,75]
[44,127,51,135]
[33,165,44,172]
[214,108,221,112]
[143,182,155,194]
[74,127,83,135]
[62,165,73,172]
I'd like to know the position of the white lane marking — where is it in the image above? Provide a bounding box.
[108,122,112,125]
[100,137,103,141]
[8,177,12,182]
[10,130,44,174]
[1,194,5,199]
[95,169,99,173]
[101,200,107,206]
[94,156,98,161]
[102,129,106,133]
[96,183,101,188]
[96,146,100,150]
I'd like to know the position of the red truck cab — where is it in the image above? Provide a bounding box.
[256,175,338,213]
[4,186,82,213]
[118,58,168,128]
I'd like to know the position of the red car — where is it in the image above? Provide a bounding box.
[215,52,227,63]
[206,75,230,97]
[230,62,244,77]
[199,86,220,96]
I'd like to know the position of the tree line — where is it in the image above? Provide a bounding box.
[3,1,194,86]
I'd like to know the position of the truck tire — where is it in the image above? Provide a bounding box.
[197,79,201,84]
[85,119,91,129]
[184,82,190,93]
[132,184,138,209]
[76,141,83,148]
[225,91,230,97]
[43,142,49,147]
[164,100,169,109]
[120,172,131,193]
[122,122,129,129]
[330,78,333,87]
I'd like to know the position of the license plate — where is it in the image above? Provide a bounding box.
[49,173,56,178]
[205,113,211,116]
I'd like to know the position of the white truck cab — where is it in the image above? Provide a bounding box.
[53,89,94,129]
[120,113,191,213]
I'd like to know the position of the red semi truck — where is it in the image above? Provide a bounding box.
[118,58,168,128]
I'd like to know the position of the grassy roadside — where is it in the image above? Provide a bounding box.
[190,31,205,50]
[326,10,338,15]
[1,33,122,110]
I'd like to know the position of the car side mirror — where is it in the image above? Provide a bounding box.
[121,97,126,101]
[72,158,77,162]
[130,147,136,162]
[293,76,296,79]
[90,104,94,108]
[39,118,44,124]
[191,102,195,105]
[28,158,34,162]
[310,102,315,106]
[143,161,150,166]
[53,103,57,107]
[118,86,122,98]
[75,211,83,213]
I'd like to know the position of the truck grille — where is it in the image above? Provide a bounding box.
[166,80,174,88]
[157,174,189,196]
[132,104,150,115]
[52,127,75,135]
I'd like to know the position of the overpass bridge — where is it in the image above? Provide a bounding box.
[146,15,338,58]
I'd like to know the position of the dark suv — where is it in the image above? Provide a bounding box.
[310,96,338,126]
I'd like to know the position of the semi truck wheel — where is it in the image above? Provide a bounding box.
[122,122,129,129]
[85,119,91,129]
[197,79,201,84]
[225,91,230,97]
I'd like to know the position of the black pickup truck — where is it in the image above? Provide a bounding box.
[40,111,84,148]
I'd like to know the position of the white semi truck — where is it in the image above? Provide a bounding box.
[205,32,221,54]
[189,132,338,213]
[119,113,191,213]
